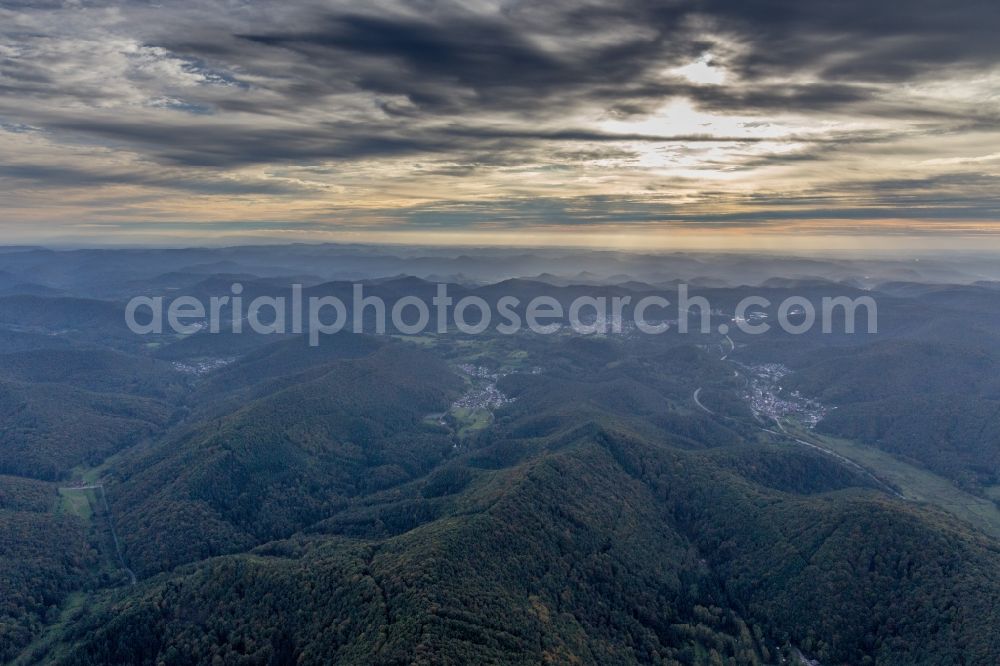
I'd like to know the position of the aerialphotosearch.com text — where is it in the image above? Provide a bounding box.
[125,283,878,346]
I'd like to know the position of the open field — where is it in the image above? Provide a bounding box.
[57,487,95,523]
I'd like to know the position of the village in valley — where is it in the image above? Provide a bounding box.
[744,363,828,428]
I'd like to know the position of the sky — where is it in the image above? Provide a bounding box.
[1,0,999,250]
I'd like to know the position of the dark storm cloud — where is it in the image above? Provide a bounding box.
[226,7,692,116]
[33,114,859,169]
[0,0,998,235]
[156,0,1000,116]
[4,0,997,162]
[0,163,312,195]
[697,0,1000,81]
[38,118,444,167]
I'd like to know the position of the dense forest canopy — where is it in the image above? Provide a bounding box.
[1,246,999,665]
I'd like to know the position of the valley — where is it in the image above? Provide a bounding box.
[2,251,1000,664]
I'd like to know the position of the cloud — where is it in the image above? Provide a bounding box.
[0,162,316,195]
[0,0,997,242]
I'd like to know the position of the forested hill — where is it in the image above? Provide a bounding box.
[2,274,1000,665]
[110,341,463,577]
[27,417,1000,665]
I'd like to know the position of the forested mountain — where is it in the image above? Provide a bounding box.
[786,341,1000,490]
[0,349,186,400]
[0,380,171,481]
[2,255,1000,665]
[23,413,1000,665]
[107,342,462,576]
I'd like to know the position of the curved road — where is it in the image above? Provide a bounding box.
[692,388,713,414]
